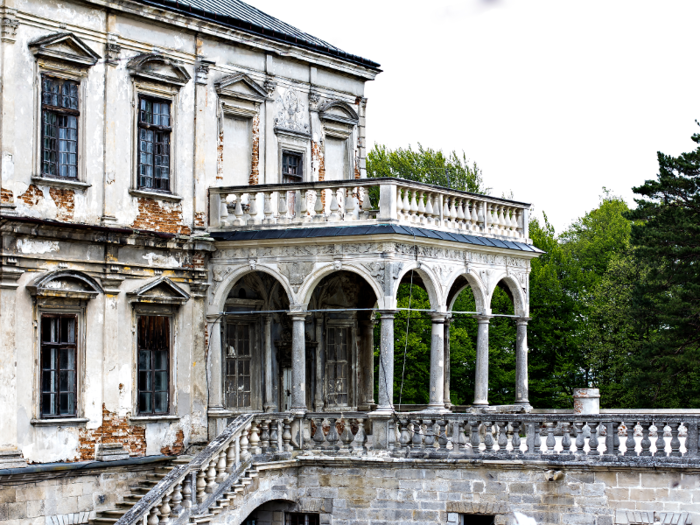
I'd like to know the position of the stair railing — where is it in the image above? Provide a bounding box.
[114,414,254,525]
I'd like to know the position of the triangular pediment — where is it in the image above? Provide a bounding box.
[216,73,268,103]
[127,53,191,87]
[128,277,190,305]
[29,32,101,67]
[319,100,359,125]
[27,270,103,299]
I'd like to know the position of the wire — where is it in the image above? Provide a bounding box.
[398,226,419,412]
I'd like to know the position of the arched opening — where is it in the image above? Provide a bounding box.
[239,499,302,525]
[487,280,517,405]
[307,270,379,411]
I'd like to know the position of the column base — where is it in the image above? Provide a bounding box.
[370,407,394,416]
[422,404,451,414]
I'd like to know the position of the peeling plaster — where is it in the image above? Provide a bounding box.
[16,238,59,254]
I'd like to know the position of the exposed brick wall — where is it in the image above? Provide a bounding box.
[1,187,13,204]
[132,197,192,235]
[160,429,185,456]
[312,141,325,182]
[49,187,75,221]
[194,211,206,229]
[78,405,146,461]
[217,126,224,182]
[20,184,44,206]
[249,114,260,185]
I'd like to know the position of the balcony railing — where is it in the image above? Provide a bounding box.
[209,178,532,243]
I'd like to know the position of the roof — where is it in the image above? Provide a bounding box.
[210,224,545,254]
[134,0,381,70]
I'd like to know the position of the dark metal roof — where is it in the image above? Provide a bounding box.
[134,0,381,71]
[211,224,545,253]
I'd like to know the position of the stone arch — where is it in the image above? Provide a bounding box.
[297,262,384,310]
[446,271,488,313]
[228,492,298,525]
[209,264,295,315]
[391,261,442,311]
[27,269,103,298]
[487,272,527,317]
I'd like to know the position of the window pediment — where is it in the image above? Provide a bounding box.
[128,277,190,305]
[29,32,101,68]
[319,100,359,126]
[216,73,268,104]
[27,270,103,299]
[128,53,191,88]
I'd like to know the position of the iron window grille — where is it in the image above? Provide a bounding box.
[137,316,170,415]
[225,322,252,409]
[282,151,303,183]
[286,514,319,525]
[138,97,171,192]
[41,76,79,179]
[40,314,78,417]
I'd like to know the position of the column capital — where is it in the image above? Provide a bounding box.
[430,312,448,323]
[287,310,308,321]
[378,309,396,319]
[475,314,492,323]
[517,317,531,326]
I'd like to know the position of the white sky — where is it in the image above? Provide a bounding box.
[252,0,700,233]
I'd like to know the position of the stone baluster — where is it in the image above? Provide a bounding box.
[423,420,435,450]
[259,420,270,453]
[654,421,666,457]
[508,208,517,236]
[669,422,682,457]
[399,187,408,221]
[545,423,556,454]
[219,193,229,226]
[624,422,637,456]
[313,189,324,221]
[511,422,522,454]
[182,474,193,510]
[395,187,405,221]
[588,422,600,456]
[457,420,468,452]
[159,491,172,524]
[326,418,340,451]
[270,420,280,452]
[171,481,183,516]
[534,424,544,455]
[416,191,426,224]
[232,193,245,226]
[574,422,585,454]
[437,420,449,451]
[453,199,463,230]
[205,458,218,493]
[196,467,207,503]
[639,422,652,456]
[344,188,356,221]
[612,421,622,456]
[515,209,524,238]
[559,423,571,454]
[352,418,368,453]
[263,192,274,224]
[340,419,354,452]
[277,192,288,224]
[299,190,309,222]
[483,422,494,453]
[328,190,341,222]
[448,198,458,230]
[361,186,374,219]
[471,201,479,231]
[240,424,251,462]
[250,420,262,454]
[408,190,418,222]
[148,505,160,525]
[283,418,293,452]
[411,420,423,450]
[225,439,236,473]
[399,419,411,453]
[425,193,435,225]
[496,421,508,454]
[312,418,326,450]
[215,449,227,483]
[468,420,481,454]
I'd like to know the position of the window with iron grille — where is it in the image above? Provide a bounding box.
[41,314,78,417]
[286,514,319,525]
[138,97,171,192]
[137,316,170,415]
[282,151,303,183]
[41,76,79,179]
[326,326,349,406]
[225,322,252,409]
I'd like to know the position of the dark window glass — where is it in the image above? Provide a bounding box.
[41,314,77,417]
[224,322,252,409]
[282,151,303,183]
[138,97,171,192]
[137,316,170,415]
[286,514,319,525]
[326,327,349,406]
[462,516,495,525]
[41,76,79,179]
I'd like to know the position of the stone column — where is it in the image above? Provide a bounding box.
[314,313,324,412]
[427,313,448,412]
[207,315,225,411]
[443,316,452,410]
[473,315,491,407]
[290,312,308,412]
[515,317,530,406]
[0,268,23,456]
[359,319,375,410]
[375,311,395,413]
[263,315,276,412]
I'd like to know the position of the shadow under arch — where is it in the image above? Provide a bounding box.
[209,264,295,315]
[297,263,384,310]
[234,496,298,525]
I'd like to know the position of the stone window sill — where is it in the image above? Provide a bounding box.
[30,417,89,426]
[129,189,183,202]
[129,415,181,422]
[31,176,91,190]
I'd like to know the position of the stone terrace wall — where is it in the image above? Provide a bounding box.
[211,460,700,525]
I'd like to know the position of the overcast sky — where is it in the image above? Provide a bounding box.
[252,0,700,233]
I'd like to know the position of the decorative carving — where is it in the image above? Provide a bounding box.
[105,42,121,66]
[363,262,385,289]
[127,53,191,87]
[195,59,215,85]
[279,262,314,292]
[249,259,258,271]
[275,89,309,134]
[263,78,277,96]
[29,32,101,67]
[210,265,233,304]
[1,15,19,43]
[333,260,342,271]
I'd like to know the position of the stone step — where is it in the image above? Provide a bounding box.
[100,510,128,518]
[91,518,119,525]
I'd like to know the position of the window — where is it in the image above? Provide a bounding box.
[462,516,495,525]
[137,316,170,415]
[282,151,303,183]
[138,97,171,192]
[41,314,77,417]
[326,326,349,406]
[225,322,252,409]
[41,76,79,179]
[286,514,319,525]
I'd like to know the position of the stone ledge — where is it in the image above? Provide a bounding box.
[31,176,91,190]
[30,418,89,427]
